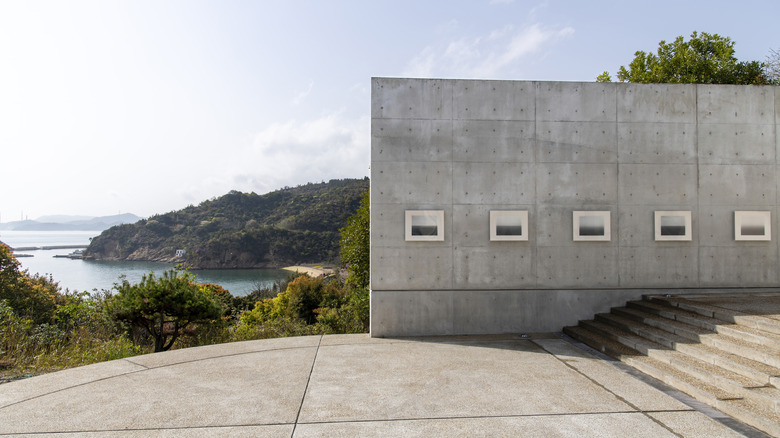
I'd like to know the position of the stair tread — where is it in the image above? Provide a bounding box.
[597,312,693,347]
[582,318,670,352]
[717,322,780,349]
[573,294,780,436]
[611,304,780,371]
[580,314,780,401]
[563,325,640,358]
[725,397,780,432]
[709,331,780,362]
[626,354,741,401]
[630,300,725,329]
[651,295,780,329]
[680,342,780,380]
[596,310,780,371]
[657,348,764,389]
[632,299,780,353]
[752,385,780,400]
[673,293,780,317]
[615,306,712,336]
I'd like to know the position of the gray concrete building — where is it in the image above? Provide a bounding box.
[370,78,780,337]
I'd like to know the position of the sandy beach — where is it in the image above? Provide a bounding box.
[282,265,335,278]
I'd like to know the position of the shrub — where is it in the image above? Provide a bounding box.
[0,244,61,324]
[107,269,224,352]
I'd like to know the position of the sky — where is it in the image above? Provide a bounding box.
[1,0,778,220]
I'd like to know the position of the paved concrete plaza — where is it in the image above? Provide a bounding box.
[0,334,763,437]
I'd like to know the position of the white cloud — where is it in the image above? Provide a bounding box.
[291,80,314,105]
[529,1,550,17]
[404,46,438,78]
[403,23,574,79]
[233,111,370,194]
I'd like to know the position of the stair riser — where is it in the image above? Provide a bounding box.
[635,302,779,364]
[732,314,780,336]
[562,327,629,361]
[655,352,746,394]
[594,315,676,350]
[579,320,649,353]
[599,306,780,388]
[704,337,780,369]
[581,295,780,436]
[646,298,728,323]
[628,302,720,332]
[569,320,780,434]
[675,302,739,325]
[659,354,780,414]
[634,300,780,353]
[674,343,775,386]
[583,315,780,414]
[622,356,728,404]
[714,325,780,351]
[628,307,780,355]
[612,308,707,343]
[755,319,780,336]
[571,321,746,404]
[715,401,780,438]
[649,296,780,336]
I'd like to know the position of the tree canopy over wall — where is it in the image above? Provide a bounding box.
[598,31,775,85]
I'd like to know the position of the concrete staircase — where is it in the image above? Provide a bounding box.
[564,293,780,437]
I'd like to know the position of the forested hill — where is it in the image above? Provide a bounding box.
[85,178,370,269]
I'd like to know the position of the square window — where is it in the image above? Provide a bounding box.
[734,211,771,241]
[573,211,610,241]
[405,210,444,241]
[654,211,692,241]
[490,211,528,241]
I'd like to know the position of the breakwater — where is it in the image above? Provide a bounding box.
[11,245,88,251]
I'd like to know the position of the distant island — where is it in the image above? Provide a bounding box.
[84,178,370,269]
[0,213,142,232]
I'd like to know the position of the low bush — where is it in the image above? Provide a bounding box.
[0,191,373,380]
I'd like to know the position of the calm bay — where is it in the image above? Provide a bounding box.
[0,230,288,296]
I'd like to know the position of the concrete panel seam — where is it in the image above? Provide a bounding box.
[534,81,539,287]
[695,84,702,287]
[615,82,622,287]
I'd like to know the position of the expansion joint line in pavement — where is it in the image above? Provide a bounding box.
[0,423,293,436]
[538,337,686,438]
[0,345,311,412]
[291,334,322,438]
[292,409,691,428]
[0,368,141,412]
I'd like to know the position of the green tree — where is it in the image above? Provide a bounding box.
[595,71,612,83]
[600,31,771,85]
[0,244,60,324]
[766,48,780,84]
[242,275,334,325]
[0,243,22,296]
[108,269,223,352]
[339,189,370,289]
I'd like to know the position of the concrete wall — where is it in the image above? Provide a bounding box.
[370,78,780,337]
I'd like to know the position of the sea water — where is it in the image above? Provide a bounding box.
[0,231,289,296]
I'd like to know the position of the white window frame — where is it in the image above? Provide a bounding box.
[734,211,771,241]
[490,210,529,241]
[405,210,445,241]
[654,211,692,241]
[573,211,611,241]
